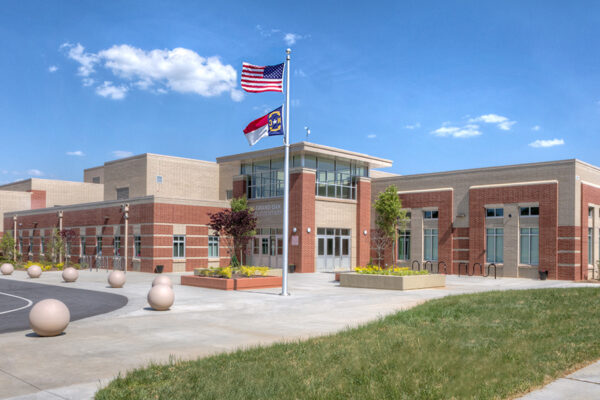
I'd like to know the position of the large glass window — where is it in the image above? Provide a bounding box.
[134,235,141,257]
[398,230,410,261]
[96,236,102,256]
[424,229,438,261]
[486,228,504,263]
[520,228,539,265]
[424,210,439,219]
[173,235,185,258]
[208,236,219,258]
[245,159,284,199]
[486,208,504,218]
[80,236,86,256]
[589,228,594,265]
[315,157,363,200]
[520,206,539,216]
[261,238,269,255]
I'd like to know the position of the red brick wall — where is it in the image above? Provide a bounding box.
[469,183,559,279]
[289,171,316,272]
[233,177,247,198]
[395,190,454,272]
[356,179,371,267]
[29,190,46,209]
[581,183,600,280]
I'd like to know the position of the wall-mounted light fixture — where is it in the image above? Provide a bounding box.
[307,227,311,233]
[363,230,368,236]
[292,227,297,233]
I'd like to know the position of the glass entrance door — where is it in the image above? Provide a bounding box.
[250,228,283,269]
[316,228,351,271]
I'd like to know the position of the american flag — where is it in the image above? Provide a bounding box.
[241,62,284,93]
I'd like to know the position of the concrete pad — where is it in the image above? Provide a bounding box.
[0,271,597,400]
[519,377,600,400]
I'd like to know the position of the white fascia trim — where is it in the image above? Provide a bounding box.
[397,188,453,194]
[581,181,600,190]
[470,180,558,190]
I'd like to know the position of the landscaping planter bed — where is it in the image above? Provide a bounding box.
[181,275,281,291]
[340,272,445,290]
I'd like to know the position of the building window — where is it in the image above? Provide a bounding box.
[96,236,103,256]
[520,206,539,216]
[208,236,219,258]
[41,237,46,254]
[246,159,284,199]
[19,237,23,254]
[424,210,439,219]
[486,208,504,218]
[253,238,259,254]
[261,238,269,255]
[80,236,86,256]
[520,228,539,265]
[590,207,594,217]
[29,236,33,254]
[116,187,129,200]
[398,230,410,261]
[134,235,141,257]
[92,176,101,184]
[486,228,504,263]
[589,228,594,265]
[114,236,121,256]
[173,235,185,258]
[66,241,72,256]
[226,190,233,200]
[424,229,438,261]
[156,175,163,184]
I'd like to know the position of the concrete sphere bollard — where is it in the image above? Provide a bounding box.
[1,263,14,275]
[29,299,70,337]
[27,265,42,278]
[108,270,126,288]
[152,275,173,288]
[62,267,79,283]
[147,284,174,311]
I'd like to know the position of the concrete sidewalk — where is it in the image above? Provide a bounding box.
[0,270,597,400]
[519,360,600,399]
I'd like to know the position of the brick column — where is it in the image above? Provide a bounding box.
[233,176,247,198]
[581,183,600,280]
[356,178,371,267]
[289,169,316,272]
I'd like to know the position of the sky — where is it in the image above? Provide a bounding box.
[0,1,599,183]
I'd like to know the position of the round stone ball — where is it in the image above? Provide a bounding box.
[1,263,14,275]
[62,267,79,283]
[29,299,70,337]
[108,270,126,288]
[147,284,174,311]
[27,265,42,278]
[152,275,173,288]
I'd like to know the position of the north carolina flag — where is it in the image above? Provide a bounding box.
[243,106,284,146]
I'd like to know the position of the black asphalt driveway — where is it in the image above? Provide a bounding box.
[0,279,128,334]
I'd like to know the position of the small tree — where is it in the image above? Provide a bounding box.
[49,228,64,264]
[373,184,407,266]
[208,197,257,266]
[0,232,15,261]
[371,228,393,266]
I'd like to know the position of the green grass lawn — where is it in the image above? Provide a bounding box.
[96,288,600,399]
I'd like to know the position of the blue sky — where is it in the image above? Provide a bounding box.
[1,1,599,183]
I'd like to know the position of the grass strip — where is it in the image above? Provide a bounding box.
[96,288,600,399]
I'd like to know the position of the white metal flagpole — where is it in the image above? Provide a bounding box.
[281,48,291,296]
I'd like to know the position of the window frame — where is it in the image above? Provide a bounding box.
[173,235,186,259]
[397,229,411,261]
[423,228,438,261]
[520,206,540,217]
[519,227,539,266]
[208,235,220,258]
[134,235,141,258]
[485,208,504,218]
[486,228,504,263]
[423,210,439,220]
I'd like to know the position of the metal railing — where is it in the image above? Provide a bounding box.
[81,255,125,273]
[411,260,421,271]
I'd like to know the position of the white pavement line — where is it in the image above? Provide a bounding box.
[0,292,33,315]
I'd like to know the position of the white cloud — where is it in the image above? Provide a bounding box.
[529,138,565,148]
[291,99,301,107]
[112,150,133,158]
[404,122,421,130]
[469,114,516,131]
[66,150,85,156]
[531,125,541,131]
[48,65,58,73]
[284,33,302,45]
[295,69,307,77]
[96,81,128,100]
[432,124,481,138]
[367,134,376,139]
[27,169,44,177]
[62,43,239,101]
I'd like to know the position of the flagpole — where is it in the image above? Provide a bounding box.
[281,48,291,296]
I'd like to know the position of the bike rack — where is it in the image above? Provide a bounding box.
[438,261,447,274]
[458,262,468,276]
[424,261,433,273]
[486,263,497,279]
[412,260,421,271]
[472,262,482,276]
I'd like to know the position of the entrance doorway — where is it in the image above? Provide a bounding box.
[250,228,283,269]
[316,228,351,271]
